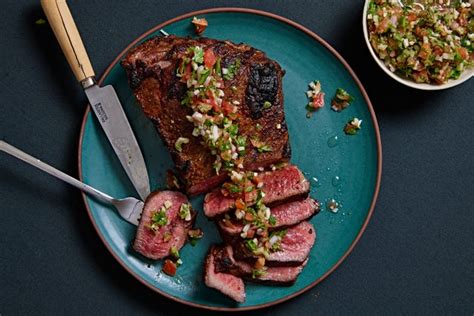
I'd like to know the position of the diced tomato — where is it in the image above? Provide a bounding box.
[433,46,443,57]
[206,90,221,112]
[311,92,325,109]
[183,63,192,80]
[414,26,427,38]
[412,70,429,83]
[244,212,254,222]
[246,229,255,239]
[252,175,263,186]
[235,198,246,210]
[407,13,417,22]
[418,43,432,60]
[221,100,233,115]
[376,18,390,34]
[457,47,469,60]
[162,259,177,276]
[204,49,217,68]
[192,17,208,35]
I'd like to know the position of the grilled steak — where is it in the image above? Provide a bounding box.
[121,36,290,196]
[217,197,320,240]
[204,245,246,303]
[214,245,307,285]
[204,164,310,218]
[232,221,316,266]
[133,191,195,260]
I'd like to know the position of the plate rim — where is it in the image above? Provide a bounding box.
[78,7,383,312]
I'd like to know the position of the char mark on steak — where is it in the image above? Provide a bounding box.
[214,245,307,285]
[231,221,316,266]
[121,36,290,196]
[217,197,320,241]
[204,164,310,218]
[246,62,280,120]
[133,191,195,260]
[204,245,246,303]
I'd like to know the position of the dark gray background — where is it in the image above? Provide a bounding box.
[1,0,473,314]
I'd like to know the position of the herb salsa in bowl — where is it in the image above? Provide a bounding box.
[363,0,473,90]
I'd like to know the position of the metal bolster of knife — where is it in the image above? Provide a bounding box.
[81,77,96,89]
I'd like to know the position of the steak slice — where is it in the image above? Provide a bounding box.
[214,245,307,285]
[232,221,316,266]
[121,36,290,196]
[204,246,246,303]
[217,197,320,240]
[133,191,195,260]
[204,164,310,218]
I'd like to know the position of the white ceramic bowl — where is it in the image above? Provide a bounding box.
[362,0,473,90]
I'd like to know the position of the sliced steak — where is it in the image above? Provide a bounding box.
[204,164,310,218]
[204,246,246,303]
[121,36,290,196]
[217,197,320,240]
[232,221,316,266]
[133,191,195,260]
[214,245,307,285]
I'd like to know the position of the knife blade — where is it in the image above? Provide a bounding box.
[41,0,150,200]
[84,83,150,200]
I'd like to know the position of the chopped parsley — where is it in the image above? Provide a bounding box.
[257,144,272,153]
[179,203,192,221]
[245,238,258,252]
[331,88,354,112]
[223,59,241,80]
[149,209,168,231]
[269,229,287,251]
[170,246,180,259]
[35,18,46,25]
[250,138,272,153]
[268,215,277,226]
[189,46,204,64]
[251,268,267,279]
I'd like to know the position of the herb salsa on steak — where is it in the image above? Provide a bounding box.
[121,36,290,196]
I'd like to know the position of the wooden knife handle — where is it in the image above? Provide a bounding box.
[41,0,95,83]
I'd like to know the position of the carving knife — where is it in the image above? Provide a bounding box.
[41,0,150,200]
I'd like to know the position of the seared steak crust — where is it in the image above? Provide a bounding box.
[121,36,290,195]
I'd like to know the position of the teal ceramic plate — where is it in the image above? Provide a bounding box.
[79,8,382,311]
